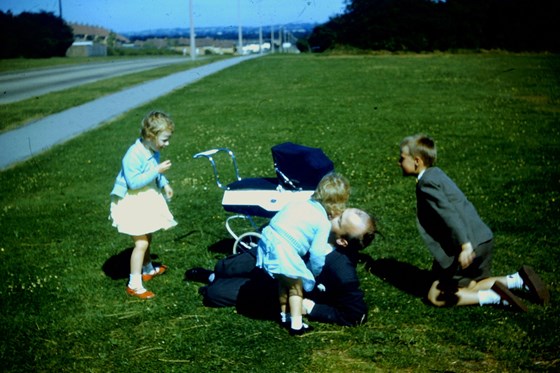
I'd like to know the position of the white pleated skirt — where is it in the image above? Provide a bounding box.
[110,184,177,236]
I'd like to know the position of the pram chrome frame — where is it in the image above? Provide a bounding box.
[194,147,316,253]
[194,148,258,248]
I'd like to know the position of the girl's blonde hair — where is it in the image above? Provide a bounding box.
[312,172,350,218]
[140,111,175,140]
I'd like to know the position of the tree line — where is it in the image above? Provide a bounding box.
[0,11,73,58]
[2,1,557,59]
[307,0,558,52]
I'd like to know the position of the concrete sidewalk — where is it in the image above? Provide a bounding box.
[0,54,261,171]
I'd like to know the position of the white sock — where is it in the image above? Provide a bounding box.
[291,315,303,330]
[506,272,524,289]
[280,312,289,323]
[142,262,155,275]
[478,289,501,306]
[128,274,144,292]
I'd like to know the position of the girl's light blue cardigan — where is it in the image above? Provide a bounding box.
[110,138,169,198]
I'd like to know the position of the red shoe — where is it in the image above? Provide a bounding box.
[519,265,550,305]
[142,265,168,282]
[491,282,527,312]
[126,287,155,299]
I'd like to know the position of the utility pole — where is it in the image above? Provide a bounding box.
[189,0,196,60]
[58,0,62,18]
[279,26,283,53]
[270,25,274,53]
[259,25,263,54]
[237,0,243,55]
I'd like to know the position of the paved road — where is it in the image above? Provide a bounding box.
[0,54,261,171]
[0,57,191,104]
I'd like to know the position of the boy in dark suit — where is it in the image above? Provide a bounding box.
[399,134,549,311]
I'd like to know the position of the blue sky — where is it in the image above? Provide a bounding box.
[0,0,347,33]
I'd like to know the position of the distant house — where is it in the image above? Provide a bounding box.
[66,41,107,57]
[66,23,130,57]
[69,23,129,44]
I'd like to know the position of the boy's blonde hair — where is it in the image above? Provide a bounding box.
[141,111,175,140]
[312,172,350,218]
[400,134,437,167]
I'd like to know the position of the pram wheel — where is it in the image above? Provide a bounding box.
[233,232,262,254]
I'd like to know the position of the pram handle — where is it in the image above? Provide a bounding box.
[193,148,242,190]
[193,149,224,157]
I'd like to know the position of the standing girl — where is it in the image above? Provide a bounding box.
[256,172,350,335]
[110,111,177,299]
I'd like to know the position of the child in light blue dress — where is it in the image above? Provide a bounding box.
[256,172,349,335]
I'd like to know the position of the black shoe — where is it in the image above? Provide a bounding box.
[491,282,528,312]
[519,265,550,305]
[289,324,314,336]
[184,267,213,283]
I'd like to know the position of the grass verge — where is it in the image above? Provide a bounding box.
[0,55,227,132]
[0,52,559,372]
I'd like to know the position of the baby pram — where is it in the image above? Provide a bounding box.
[194,142,334,253]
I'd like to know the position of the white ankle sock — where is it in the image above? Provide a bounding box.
[128,274,144,291]
[280,312,289,323]
[142,262,155,275]
[291,316,303,330]
[478,289,501,306]
[506,272,524,289]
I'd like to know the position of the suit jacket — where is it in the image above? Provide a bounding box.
[306,249,367,326]
[416,167,493,271]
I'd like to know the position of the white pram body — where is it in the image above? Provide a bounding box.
[194,142,334,252]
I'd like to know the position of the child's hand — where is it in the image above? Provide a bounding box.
[459,242,475,269]
[302,299,315,315]
[158,160,172,173]
[163,184,174,201]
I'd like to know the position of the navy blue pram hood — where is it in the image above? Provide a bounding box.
[271,142,334,190]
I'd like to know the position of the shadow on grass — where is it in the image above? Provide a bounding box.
[101,247,161,280]
[173,229,235,255]
[208,238,236,255]
[359,254,435,298]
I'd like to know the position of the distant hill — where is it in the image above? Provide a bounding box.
[122,23,317,41]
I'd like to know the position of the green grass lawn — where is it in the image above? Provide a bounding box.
[0,55,227,133]
[1,52,559,372]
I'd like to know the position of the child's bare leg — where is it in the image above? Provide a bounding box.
[142,234,152,267]
[275,278,292,325]
[455,288,484,306]
[288,281,303,318]
[131,235,149,275]
[129,235,150,292]
[428,275,522,308]
[288,280,305,330]
[278,283,288,314]
[429,280,491,306]
[276,275,306,329]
